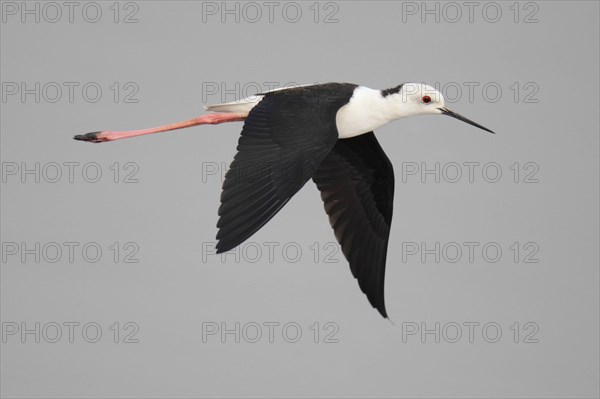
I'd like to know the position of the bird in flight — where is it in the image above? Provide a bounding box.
[75,82,494,318]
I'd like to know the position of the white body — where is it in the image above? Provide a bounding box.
[204,83,444,139]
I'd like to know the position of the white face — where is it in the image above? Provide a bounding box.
[379,82,494,134]
[395,83,446,116]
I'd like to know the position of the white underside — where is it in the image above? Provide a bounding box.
[204,84,398,139]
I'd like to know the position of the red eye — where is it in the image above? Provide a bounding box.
[422,95,432,103]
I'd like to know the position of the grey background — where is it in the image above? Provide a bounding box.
[1,1,599,398]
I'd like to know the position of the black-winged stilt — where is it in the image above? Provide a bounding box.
[75,82,494,318]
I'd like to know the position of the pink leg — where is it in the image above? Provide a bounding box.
[74,113,247,143]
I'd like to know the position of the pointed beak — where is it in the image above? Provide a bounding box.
[438,107,494,134]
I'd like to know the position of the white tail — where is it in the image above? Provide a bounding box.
[204,84,316,114]
[204,95,263,114]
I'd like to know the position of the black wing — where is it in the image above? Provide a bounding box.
[216,83,357,253]
[312,132,395,318]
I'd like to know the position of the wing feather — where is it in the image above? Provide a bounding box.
[313,132,395,318]
[216,83,357,253]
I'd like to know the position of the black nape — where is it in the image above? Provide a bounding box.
[381,84,404,97]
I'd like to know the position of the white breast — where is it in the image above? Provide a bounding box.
[336,86,395,139]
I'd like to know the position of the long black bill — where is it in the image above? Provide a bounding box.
[439,107,494,134]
